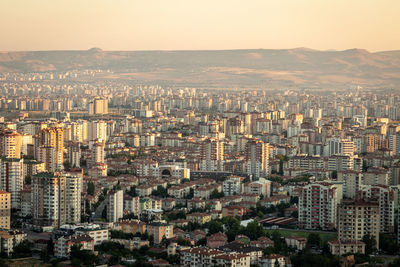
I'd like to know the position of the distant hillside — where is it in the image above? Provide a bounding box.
[1,48,400,88]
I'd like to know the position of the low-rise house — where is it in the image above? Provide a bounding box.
[250,236,274,248]
[118,220,146,234]
[111,237,150,250]
[219,242,263,265]
[207,232,227,249]
[285,236,307,250]
[187,212,211,225]
[0,230,27,256]
[54,234,94,258]
[187,197,206,211]
[328,240,365,255]
[162,198,177,211]
[215,253,251,267]
[259,254,287,267]
[180,247,225,267]
[222,205,247,218]
[146,222,174,244]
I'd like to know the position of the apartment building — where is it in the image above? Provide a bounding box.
[358,185,395,233]
[0,191,10,230]
[107,190,123,223]
[337,199,380,248]
[298,182,341,230]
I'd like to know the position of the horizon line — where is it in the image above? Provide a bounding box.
[1,47,399,54]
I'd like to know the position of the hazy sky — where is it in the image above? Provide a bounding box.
[1,0,400,51]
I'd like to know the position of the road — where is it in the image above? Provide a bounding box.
[91,199,107,221]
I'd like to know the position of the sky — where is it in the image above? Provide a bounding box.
[1,0,400,52]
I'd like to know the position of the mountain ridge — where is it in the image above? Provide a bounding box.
[1,47,400,88]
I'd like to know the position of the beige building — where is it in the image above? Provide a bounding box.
[200,138,224,171]
[186,213,211,225]
[337,170,362,199]
[328,240,365,255]
[363,167,389,186]
[0,129,22,159]
[38,127,64,171]
[88,97,108,115]
[0,230,27,255]
[0,191,11,230]
[337,199,380,248]
[146,222,174,244]
[245,139,269,178]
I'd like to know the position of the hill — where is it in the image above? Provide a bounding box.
[1,48,400,88]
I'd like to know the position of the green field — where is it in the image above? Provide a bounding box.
[264,228,337,243]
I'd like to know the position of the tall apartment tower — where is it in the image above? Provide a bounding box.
[88,121,107,141]
[92,140,105,166]
[38,127,64,171]
[65,173,82,224]
[298,182,341,230]
[337,199,380,248]
[0,129,22,158]
[200,138,224,171]
[358,185,395,233]
[0,190,11,230]
[107,190,123,223]
[88,97,108,115]
[245,139,269,178]
[32,173,67,227]
[0,157,24,209]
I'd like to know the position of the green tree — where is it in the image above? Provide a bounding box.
[25,175,32,185]
[70,244,98,266]
[210,189,224,199]
[12,240,33,258]
[379,233,399,255]
[243,220,264,240]
[87,182,95,196]
[207,220,224,234]
[362,233,377,255]
[223,217,241,241]
[307,233,321,248]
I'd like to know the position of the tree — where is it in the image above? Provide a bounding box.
[25,175,32,185]
[389,257,400,267]
[210,189,224,199]
[207,220,224,235]
[243,220,264,240]
[152,185,168,197]
[223,217,241,241]
[127,185,138,197]
[379,233,399,255]
[307,233,321,248]
[362,233,377,255]
[70,244,98,266]
[331,170,337,179]
[87,182,95,196]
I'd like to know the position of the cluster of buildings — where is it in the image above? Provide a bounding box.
[0,82,399,264]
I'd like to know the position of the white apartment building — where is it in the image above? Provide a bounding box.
[298,182,341,230]
[222,176,243,196]
[0,157,24,209]
[358,185,395,233]
[107,190,123,223]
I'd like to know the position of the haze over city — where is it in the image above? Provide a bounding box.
[1,0,400,51]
